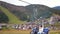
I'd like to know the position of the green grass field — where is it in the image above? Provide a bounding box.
[0,6,25,24]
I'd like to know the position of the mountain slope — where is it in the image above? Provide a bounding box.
[0,1,30,21]
[0,1,54,21]
[0,6,24,24]
[26,4,52,21]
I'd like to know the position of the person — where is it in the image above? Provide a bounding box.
[37,25,44,34]
[31,25,39,34]
[0,26,2,30]
[43,27,49,34]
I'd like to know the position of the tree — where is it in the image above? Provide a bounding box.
[0,11,9,23]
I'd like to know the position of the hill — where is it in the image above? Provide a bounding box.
[0,1,53,21]
[26,4,52,21]
[51,6,60,15]
[0,6,24,24]
[53,6,60,10]
[0,1,29,21]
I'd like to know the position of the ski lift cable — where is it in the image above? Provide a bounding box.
[19,0,31,4]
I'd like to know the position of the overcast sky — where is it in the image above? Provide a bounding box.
[0,0,60,8]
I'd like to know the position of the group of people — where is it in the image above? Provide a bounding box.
[31,25,49,34]
[12,23,40,30]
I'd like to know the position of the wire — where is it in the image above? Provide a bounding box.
[19,0,31,4]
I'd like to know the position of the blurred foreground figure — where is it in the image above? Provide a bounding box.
[37,25,44,34]
[30,25,39,34]
[43,27,49,34]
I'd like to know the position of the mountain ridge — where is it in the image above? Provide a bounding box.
[0,1,53,21]
[1,1,59,21]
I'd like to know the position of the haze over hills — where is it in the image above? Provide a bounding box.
[0,1,60,23]
[53,6,60,10]
[52,6,60,15]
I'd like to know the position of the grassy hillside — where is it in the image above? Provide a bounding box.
[0,6,25,24]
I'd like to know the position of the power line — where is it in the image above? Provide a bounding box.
[19,0,31,4]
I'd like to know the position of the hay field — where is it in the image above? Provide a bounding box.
[0,30,60,34]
